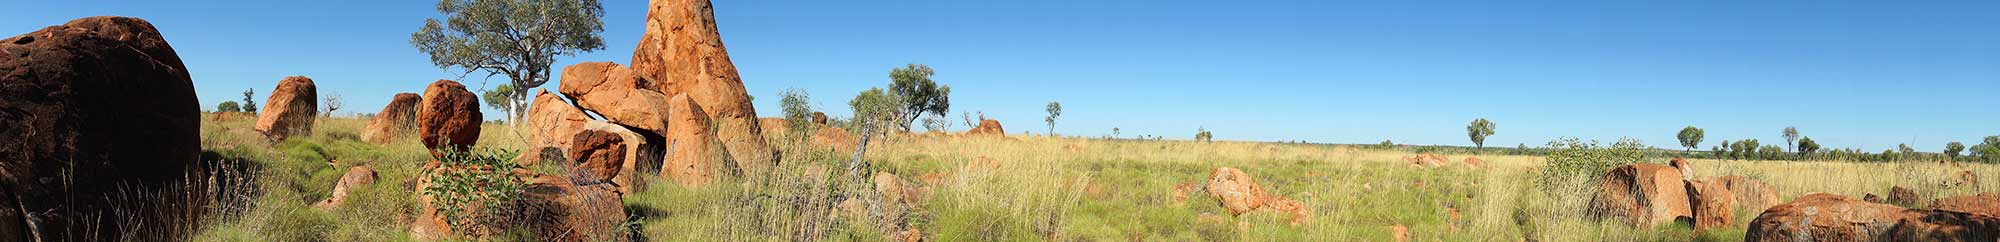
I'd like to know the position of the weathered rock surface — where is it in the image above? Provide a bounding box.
[362,93,422,143]
[1206,167,1272,215]
[1669,157,1694,179]
[1586,163,1692,228]
[1685,178,1735,231]
[662,94,733,187]
[582,121,660,194]
[813,126,859,152]
[0,16,207,241]
[515,175,630,242]
[1715,175,1784,213]
[1888,185,1923,207]
[313,166,378,210]
[566,129,627,183]
[557,62,670,134]
[417,79,482,152]
[527,89,591,149]
[254,76,319,141]
[1929,192,2000,216]
[630,0,776,169]
[1745,193,1919,242]
[968,119,1005,136]
[811,112,828,125]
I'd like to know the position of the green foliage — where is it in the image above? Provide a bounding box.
[218,101,243,113]
[1537,138,1646,201]
[1758,145,1785,159]
[779,88,816,141]
[1467,118,1496,149]
[1045,101,1062,135]
[1194,127,1213,142]
[1677,126,1704,151]
[1945,141,1966,158]
[1782,126,1800,152]
[411,0,606,121]
[1973,136,2000,163]
[241,88,259,114]
[1797,136,1820,155]
[886,64,950,131]
[420,148,525,235]
[849,87,902,136]
[480,83,516,121]
[1728,139,1760,160]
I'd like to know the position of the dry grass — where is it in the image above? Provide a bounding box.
[183,115,1998,241]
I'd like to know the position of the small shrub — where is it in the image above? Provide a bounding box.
[1535,137,1646,220]
[420,148,524,235]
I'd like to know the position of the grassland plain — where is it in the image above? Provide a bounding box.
[188,113,1997,242]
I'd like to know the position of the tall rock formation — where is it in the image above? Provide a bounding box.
[630,0,775,170]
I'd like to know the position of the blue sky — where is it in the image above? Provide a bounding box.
[5,0,1995,151]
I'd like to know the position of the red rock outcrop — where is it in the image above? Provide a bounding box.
[1715,175,1783,213]
[0,16,207,241]
[557,62,670,134]
[969,119,1005,136]
[1685,178,1736,231]
[1586,163,1692,228]
[527,89,592,149]
[583,121,659,194]
[362,93,422,143]
[1206,167,1273,215]
[813,126,859,152]
[662,94,733,187]
[1746,193,1920,242]
[1669,157,1694,179]
[515,175,630,242]
[1929,192,2000,216]
[313,166,378,210]
[630,0,776,169]
[1888,186,1923,207]
[254,76,319,141]
[417,79,482,152]
[567,129,628,183]
[811,112,829,125]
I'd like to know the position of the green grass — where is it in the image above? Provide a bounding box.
[186,114,2000,241]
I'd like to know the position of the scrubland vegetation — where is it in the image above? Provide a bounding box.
[186,112,1996,241]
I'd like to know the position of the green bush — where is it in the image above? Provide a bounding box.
[1536,137,1646,220]
[420,148,524,235]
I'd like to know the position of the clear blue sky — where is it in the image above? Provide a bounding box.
[6,0,1996,151]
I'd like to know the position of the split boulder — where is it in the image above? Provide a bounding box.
[1586,163,1692,228]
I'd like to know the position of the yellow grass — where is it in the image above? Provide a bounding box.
[189,115,1998,241]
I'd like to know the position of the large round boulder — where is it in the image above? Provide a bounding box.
[254,76,318,141]
[527,89,591,149]
[631,0,776,169]
[361,93,422,143]
[417,79,482,152]
[1586,163,1692,228]
[0,16,206,241]
[1685,178,1736,231]
[1715,175,1783,213]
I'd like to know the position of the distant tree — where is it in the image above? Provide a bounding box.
[849,87,902,137]
[1467,118,1496,149]
[411,0,607,123]
[1194,127,1213,142]
[1045,101,1062,136]
[480,84,517,122]
[241,88,259,114]
[886,64,950,132]
[1796,136,1820,156]
[1677,126,1705,152]
[217,101,242,113]
[779,88,816,140]
[1783,126,1800,152]
[1111,128,1121,138]
[1974,136,2000,162]
[1379,140,1394,148]
[1945,141,1966,159]
[321,91,344,117]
